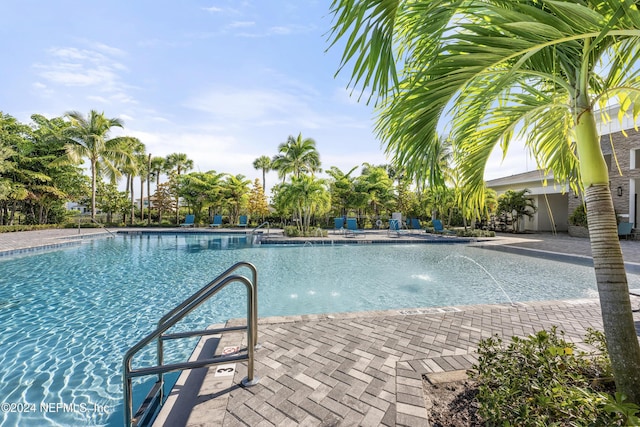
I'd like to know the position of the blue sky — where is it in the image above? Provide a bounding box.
[1,0,530,193]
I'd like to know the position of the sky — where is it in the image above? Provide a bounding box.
[1,0,533,195]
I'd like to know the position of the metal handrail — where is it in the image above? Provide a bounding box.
[155,262,258,401]
[122,263,259,427]
[251,221,270,235]
[77,216,116,237]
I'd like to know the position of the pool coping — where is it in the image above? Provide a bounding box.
[154,298,606,427]
[0,228,477,258]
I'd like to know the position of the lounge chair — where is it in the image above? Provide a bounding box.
[431,219,455,235]
[333,217,344,234]
[410,218,421,230]
[345,217,364,238]
[209,215,222,228]
[618,222,633,240]
[237,215,248,228]
[180,214,195,227]
[388,219,408,237]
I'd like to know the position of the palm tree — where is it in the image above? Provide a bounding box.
[137,152,150,222]
[329,0,640,401]
[271,133,321,181]
[148,155,166,223]
[63,110,133,219]
[253,155,272,192]
[165,153,194,224]
[221,174,251,225]
[327,165,358,217]
[177,171,224,224]
[278,174,331,233]
[119,138,145,225]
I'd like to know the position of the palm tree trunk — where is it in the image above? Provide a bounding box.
[576,108,640,403]
[262,169,266,192]
[90,159,97,220]
[147,154,151,225]
[585,184,640,403]
[140,176,144,222]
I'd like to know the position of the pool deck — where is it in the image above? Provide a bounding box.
[1,228,640,426]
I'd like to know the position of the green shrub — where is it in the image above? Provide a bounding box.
[284,226,327,237]
[284,226,301,237]
[456,229,496,238]
[0,224,61,233]
[569,204,588,227]
[471,327,639,426]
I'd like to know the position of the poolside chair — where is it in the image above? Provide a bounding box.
[618,222,633,240]
[388,218,408,237]
[209,215,222,228]
[237,215,248,228]
[180,214,195,227]
[345,217,364,238]
[431,219,455,235]
[333,217,344,235]
[410,218,422,231]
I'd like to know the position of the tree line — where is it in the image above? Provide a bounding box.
[1,110,517,232]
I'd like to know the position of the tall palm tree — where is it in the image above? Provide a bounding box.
[146,154,152,225]
[165,152,194,224]
[329,0,640,401]
[136,152,150,222]
[148,155,166,223]
[63,110,134,219]
[119,138,145,225]
[271,133,321,181]
[253,155,272,192]
[278,174,331,233]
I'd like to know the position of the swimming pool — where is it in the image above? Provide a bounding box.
[0,233,637,426]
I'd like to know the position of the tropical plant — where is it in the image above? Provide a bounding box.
[62,110,134,219]
[247,178,270,222]
[276,174,331,233]
[272,133,321,181]
[119,137,145,225]
[96,181,129,224]
[177,171,224,224]
[253,155,272,192]
[569,203,589,227]
[471,328,639,425]
[152,182,175,224]
[354,164,395,220]
[221,174,250,225]
[327,165,358,217]
[329,0,640,402]
[498,189,537,233]
[149,156,166,193]
[148,155,166,224]
[165,153,194,224]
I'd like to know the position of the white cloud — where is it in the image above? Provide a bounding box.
[37,64,118,87]
[32,42,138,110]
[203,6,223,13]
[87,95,108,103]
[186,87,297,122]
[229,21,255,28]
[269,26,292,35]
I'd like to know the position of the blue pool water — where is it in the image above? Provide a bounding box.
[0,233,637,426]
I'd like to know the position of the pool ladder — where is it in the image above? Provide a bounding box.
[122,262,260,427]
